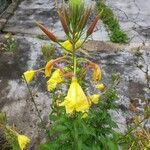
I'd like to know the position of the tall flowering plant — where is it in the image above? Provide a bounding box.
[23,0,102,114]
[23,0,119,149]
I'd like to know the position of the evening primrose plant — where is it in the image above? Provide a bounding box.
[23,0,120,149]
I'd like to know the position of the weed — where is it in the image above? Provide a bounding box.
[3,33,17,52]
[41,44,55,61]
[96,0,128,43]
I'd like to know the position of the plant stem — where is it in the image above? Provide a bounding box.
[72,39,77,77]
[73,50,76,76]
[23,75,49,134]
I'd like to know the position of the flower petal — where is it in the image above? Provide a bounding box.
[92,64,102,81]
[23,70,36,83]
[89,94,100,104]
[61,40,81,52]
[45,60,54,77]
[17,134,30,150]
[47,69,63,91]
[81,112,88,119]
[59,78,90,114]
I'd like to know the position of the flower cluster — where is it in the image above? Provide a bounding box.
[23,58,105,114]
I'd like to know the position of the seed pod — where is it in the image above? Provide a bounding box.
[58,9,69,35]
[78,8,91,31]
[36,22,57,42]
[86,15,100,37]
[64,7,69,25]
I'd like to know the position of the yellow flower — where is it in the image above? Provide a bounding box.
[96,83,105,91]
[47,69,63,91]
[61,40,81,52]
[17,134,30,150]
[45,60,54,77]
[89,94,100,104]
[59,78,90,114]
[81,112,88,119]
[92,64,102,81]
[23,70,36,83]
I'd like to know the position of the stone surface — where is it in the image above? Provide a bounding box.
[3,0,150,43]
[106,0,150,43]
[3,0,66,38]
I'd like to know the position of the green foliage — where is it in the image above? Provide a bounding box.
[96,0,128,43]
[110,29,128,43]
[0,112,20,150]
[69,0,84,32]
[41,44,55,61]
[3,33,17,52]
[4,128,20,150]
[0,112,7,125]
[39,81,120,150]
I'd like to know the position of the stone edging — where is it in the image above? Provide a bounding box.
[0,0,21,31]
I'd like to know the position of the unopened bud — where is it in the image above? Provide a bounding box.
[58,9,69,35]
[36,22,57,42]
[86,15,100,37]
[96,83,105,91]
[78,8,91,31]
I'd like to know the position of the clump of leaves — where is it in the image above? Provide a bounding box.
[3,33,17,52]
[41,44,55,61]
[96,0,128,43]
[118,112,150,150]
[0,112,10,150]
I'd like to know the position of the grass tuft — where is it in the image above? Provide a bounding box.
[96,0,128,43]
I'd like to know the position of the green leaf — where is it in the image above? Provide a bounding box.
[0,112,7,125]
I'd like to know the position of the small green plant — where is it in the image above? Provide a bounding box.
[41,44,55,61]
[0,112,30,150]
[118,107,150,149]
[3,33,17,52]
[110,29,128,43]
[96,0,128,43]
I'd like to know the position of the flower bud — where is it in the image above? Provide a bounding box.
[96,83,105,91]
[45,60,54,77]
[89,94,100,104]
[58,9,69,35]
[86,15,100,37]
[78,8,91,31]
[36,22,57,42]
